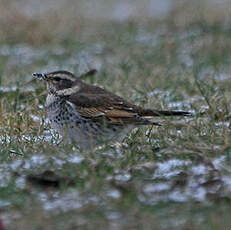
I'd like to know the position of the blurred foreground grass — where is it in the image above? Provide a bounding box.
[1,0,231,229]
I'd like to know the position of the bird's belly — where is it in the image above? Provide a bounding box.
[47,103,135,149]
[49,115,134,149]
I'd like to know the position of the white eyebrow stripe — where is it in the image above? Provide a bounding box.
[46,73,76,81]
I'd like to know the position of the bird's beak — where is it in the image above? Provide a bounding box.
[32,73,47,80]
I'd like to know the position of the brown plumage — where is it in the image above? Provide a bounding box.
[33,70,191,149]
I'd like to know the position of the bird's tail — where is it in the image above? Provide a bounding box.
[141,109,192,117]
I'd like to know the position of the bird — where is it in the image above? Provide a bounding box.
[33,70,191,149]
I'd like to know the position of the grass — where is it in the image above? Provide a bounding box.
[1,0,231,229]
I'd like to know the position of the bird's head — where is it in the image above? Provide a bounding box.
[33,70,81,96]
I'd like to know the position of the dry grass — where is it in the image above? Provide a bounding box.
[1,0,231,229]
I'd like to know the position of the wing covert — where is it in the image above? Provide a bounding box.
[67,93,141,123]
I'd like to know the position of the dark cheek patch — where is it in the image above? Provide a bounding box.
[58,80,73,90]
[48,79,74,92]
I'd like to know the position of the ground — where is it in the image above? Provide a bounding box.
[1,0,231,229]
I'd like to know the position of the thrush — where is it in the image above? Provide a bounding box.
[33,70,191,149]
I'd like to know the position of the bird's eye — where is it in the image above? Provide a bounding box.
[53,77,61,81]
